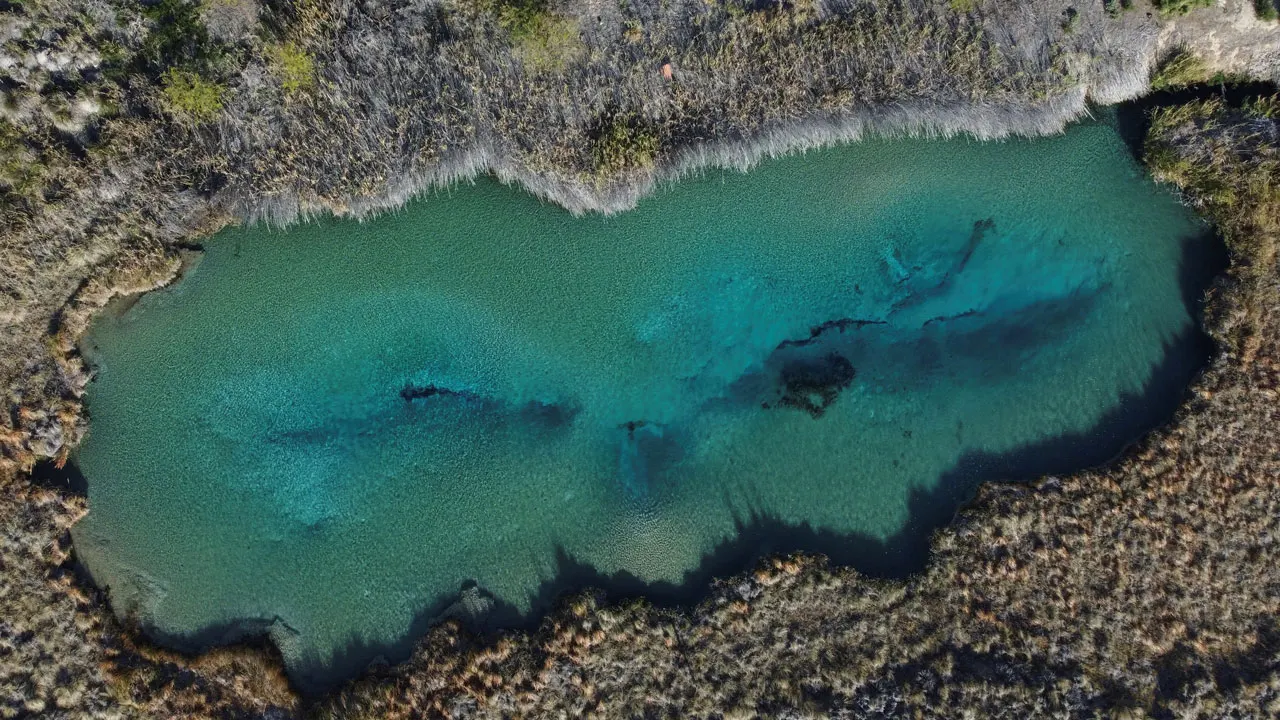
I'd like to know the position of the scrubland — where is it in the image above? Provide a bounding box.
[3,0,1280,717]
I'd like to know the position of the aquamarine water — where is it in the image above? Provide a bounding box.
[72,117,1209,687]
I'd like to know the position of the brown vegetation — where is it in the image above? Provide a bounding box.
[1148,97,1280,363]
[0,478,111,718]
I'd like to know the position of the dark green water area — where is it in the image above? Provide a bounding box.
[72,115,1217,690]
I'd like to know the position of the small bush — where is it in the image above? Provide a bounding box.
[1061,7,1079,33]
[592,114,659,175]
[947,0,977,12]
[492,0,583,72]
[492,0,548,36]
[267,42,316,95]
[1103,0,1136,16]
[1151,0,1213,16]
[161,67,226,122]
[1255,0,1278,20]
[512,13,582,71]
[1150,50,1210,91]
[0,120,41,197]
[138,0,223,76]
[1245,96,1280,118]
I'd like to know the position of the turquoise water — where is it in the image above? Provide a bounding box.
[72,117,1208,686]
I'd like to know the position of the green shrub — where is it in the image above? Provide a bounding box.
[267,42,316,95]
[138,0,223,76]
[592,114,658,175]
[0,120,41,197]
[1150,50,1210,91]
[1061,6,1079,33]
[492,0,548,36]
[491,0,583,72]
[1151,0,1213,15]
[512,13,582,71]
[1255,0,1278,20]
[161,67,226,122]
[1102,0,1137,16]
[947,0,977,12]
[1246,96,1280,119]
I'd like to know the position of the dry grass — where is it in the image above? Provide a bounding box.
[0,470,115,719]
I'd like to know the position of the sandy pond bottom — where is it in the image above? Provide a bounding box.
[72,116,1212,689]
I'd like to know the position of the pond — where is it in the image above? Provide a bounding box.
[71,114,1214,690]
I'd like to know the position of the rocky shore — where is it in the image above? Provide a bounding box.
[3,0,1280,717]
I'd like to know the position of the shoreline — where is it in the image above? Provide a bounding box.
[233,94,1102,225]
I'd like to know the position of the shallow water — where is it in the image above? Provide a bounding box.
[72,117,1210,687]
